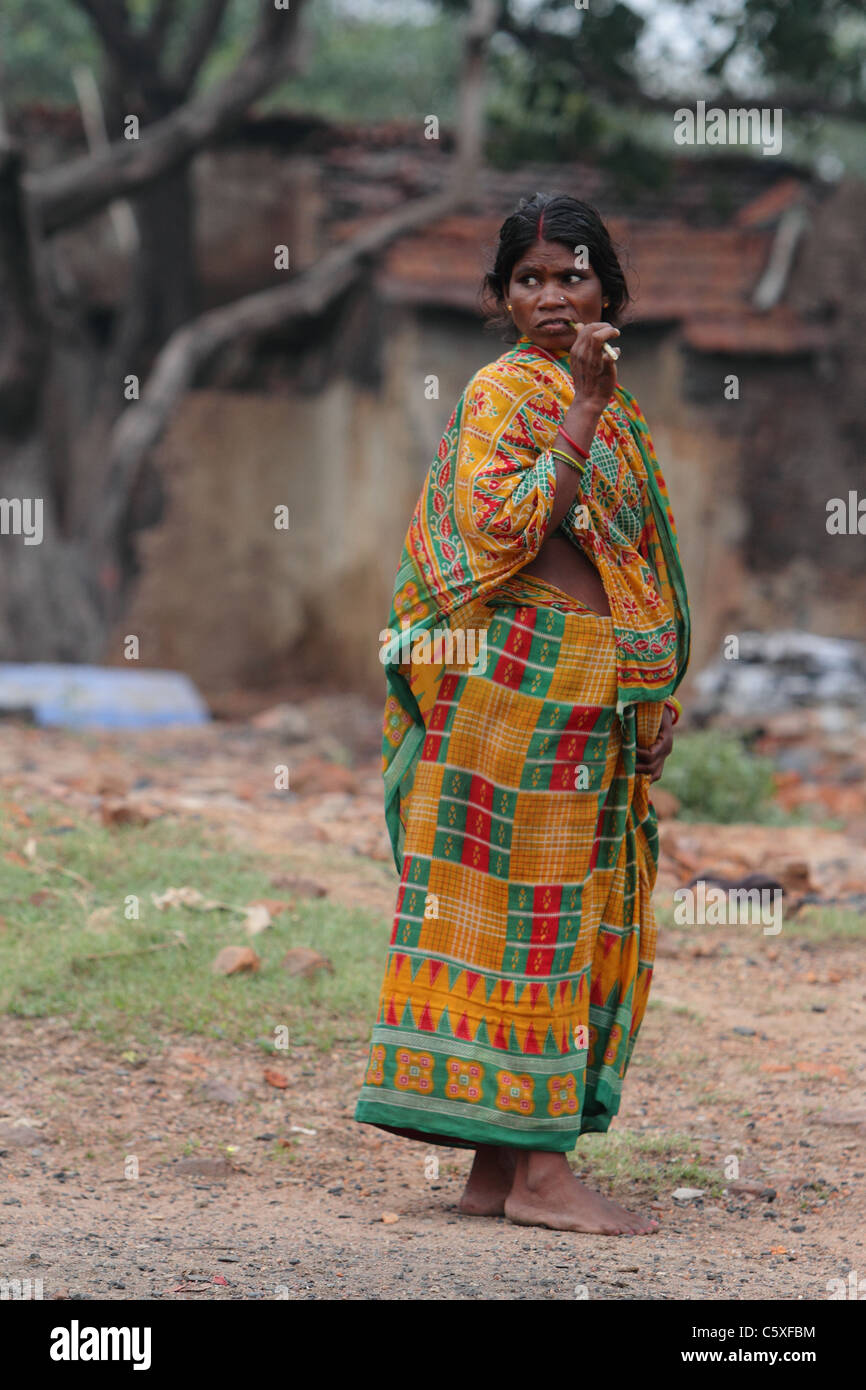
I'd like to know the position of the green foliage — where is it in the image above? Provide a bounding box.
[271,6,462,122]
[658,731,778,824]
[0,0,862,169]
[0,0,96,104]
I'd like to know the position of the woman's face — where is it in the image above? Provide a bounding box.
[506,239,605,350]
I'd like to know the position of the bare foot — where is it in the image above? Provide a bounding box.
[458,1145,518,1217]
[504,1151,659,1235]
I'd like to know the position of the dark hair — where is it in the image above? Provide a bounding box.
[480,192,630,342]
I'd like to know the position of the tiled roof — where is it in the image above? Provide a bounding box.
[358,186,827,355]
[682,305,831,355]
[324,129,826,356]
[372,210,826,353]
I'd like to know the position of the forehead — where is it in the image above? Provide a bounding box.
[511,240,581,272]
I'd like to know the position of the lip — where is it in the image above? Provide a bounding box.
[537,319,573,331]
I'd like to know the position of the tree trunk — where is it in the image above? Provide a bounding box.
[0,435,106,661]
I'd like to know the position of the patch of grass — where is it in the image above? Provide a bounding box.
[779,907,866,943]
[647,996,705,1024]
[658,732,778,823]
[0,805,390,1052]
[653,902,863,944]
[570,1130,723,1197]
[696,1089,735,1107]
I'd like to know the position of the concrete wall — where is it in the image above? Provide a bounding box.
[117,306,863,703]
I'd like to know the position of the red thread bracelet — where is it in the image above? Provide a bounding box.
[556,425,590,461]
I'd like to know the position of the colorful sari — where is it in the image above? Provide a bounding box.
[355,334,690,1150]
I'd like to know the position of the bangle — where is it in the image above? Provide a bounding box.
[556,425,590,461]
[550,446,586,476]
[664,696,682,725]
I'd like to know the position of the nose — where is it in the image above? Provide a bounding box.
[538,285,569,310]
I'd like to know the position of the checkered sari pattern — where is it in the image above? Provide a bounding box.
[381,338,690,875]
[356,573,663,1151]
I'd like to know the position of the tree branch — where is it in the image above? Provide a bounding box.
[29,0,309,235]
[92,0,499,552]
[173,0,233,91]
[93,188,464,550]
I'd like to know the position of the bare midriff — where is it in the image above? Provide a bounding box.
[521,533,611,617]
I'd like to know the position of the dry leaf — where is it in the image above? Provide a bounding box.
[87,907,115,932]
[23,837,38,861]
[242,903,272,937]
[211,945,260,976]
[153,886,228,912]
[29,890,58,907]
[247,898,291,918]
[4,850,29,867]
[263,1068,289,1089]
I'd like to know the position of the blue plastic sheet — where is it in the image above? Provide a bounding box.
[0,664,210,729]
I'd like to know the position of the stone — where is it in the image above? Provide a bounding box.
[199,1080,242,1105]
[280,947,334,979]
[0,1121,45,1149]
[250,704,311,740]
[175,1157,235,1179]
[211,945,261,975]
[726,1180,776,1201]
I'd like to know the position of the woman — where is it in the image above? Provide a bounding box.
[355,193,690,1236]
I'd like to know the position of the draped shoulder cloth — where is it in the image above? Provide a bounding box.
[381,335,690,871]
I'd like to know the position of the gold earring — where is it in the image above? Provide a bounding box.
[507,303,513,312]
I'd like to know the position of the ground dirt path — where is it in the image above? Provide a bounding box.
[0,704,863,1301]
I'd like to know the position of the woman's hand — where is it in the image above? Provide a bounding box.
[635,703,675,783]
[568,320,621,416]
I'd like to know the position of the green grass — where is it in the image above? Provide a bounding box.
[653,902,864,944]
[0,805,390,1052]
[570,1130,723,1197]
[774,906,866,943]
